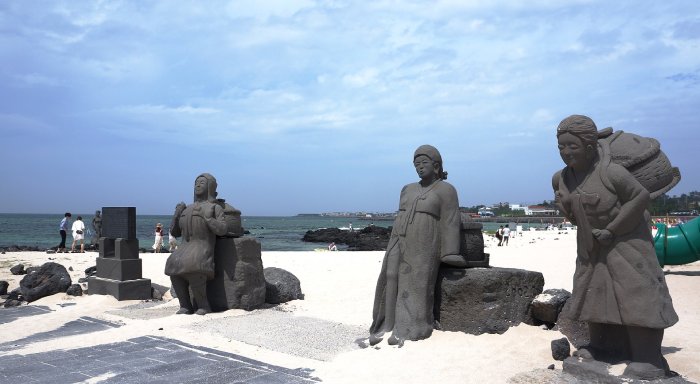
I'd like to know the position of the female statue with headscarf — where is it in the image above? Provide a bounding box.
[165,173,228,315]
[553,115,677,380]
[369,145,462,346]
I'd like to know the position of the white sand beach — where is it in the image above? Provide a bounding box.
[1,230,698,383]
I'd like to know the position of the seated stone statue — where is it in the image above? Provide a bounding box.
[165,173,227,315]
[369,145,462,346]
[552,115,678,380]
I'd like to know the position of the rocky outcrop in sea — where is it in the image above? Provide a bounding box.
[302,225,391,251]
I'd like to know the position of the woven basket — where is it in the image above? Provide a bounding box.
[602,130,681,199]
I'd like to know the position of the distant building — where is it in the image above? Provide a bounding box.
[525,205,559,216]
[509,204,526,212]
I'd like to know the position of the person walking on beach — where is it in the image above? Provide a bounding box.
[168,230,177,252]
[153,223,164,253]
[496,225,504,246]
[58,212,72,253]
[71,216,86,253]
[502,224,511,246]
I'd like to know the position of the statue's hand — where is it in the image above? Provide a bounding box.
[206,204,216,219]
[174,202,186,215]
[592,229,614,246]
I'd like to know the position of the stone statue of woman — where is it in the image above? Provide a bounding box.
[165,173,228,315]
[552,115,678,380]
[91,210,102,245]
[369,145,462,346]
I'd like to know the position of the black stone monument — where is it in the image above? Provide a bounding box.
[88,207,152,300]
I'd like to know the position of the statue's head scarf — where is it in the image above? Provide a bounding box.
[556,115,598,147]
[194,173,219,203]
[414,144,448,180]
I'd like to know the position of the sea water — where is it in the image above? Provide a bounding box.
[0,213,393,251]
[0,213,545,251]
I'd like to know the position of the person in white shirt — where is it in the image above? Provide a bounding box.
[502,224,511,246]
[71,216,86,253]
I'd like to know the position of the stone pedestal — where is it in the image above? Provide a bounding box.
[88,277,152,300]
[207,237,266,311]
[88,207,151,301]
[562,357,691,384]
[435,266,544,335]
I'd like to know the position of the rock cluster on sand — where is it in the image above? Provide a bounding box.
[19,262,72,302]
[1,245,44,253]
[1,261,82,307]
[264,267,304,304]
[302,225,391,251]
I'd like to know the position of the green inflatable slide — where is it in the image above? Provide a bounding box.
[654,216,700,266]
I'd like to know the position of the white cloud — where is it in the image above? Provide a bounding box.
[342,68,379,88]
[117,105,221,115]
[228,24,306,48]
[531,109,556,124]
[225,0,314,20]
[54,0,113,27]
[2,0,699,213]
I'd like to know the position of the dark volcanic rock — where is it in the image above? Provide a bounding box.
[10,264,26,275]
[1,245,42,253]
[19,262,72,302]
[0,281,8,296]
[264,267,304,304]
[531,288,571,325]
[551,337,571,361]
[66,284,83,296]
[436,266,544,335]
[302,225,391,251]
[84,266,97,276]
[3,299,23,307]
[6,288,24,302]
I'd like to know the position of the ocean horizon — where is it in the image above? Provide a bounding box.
[0,213,551,252]
[0,213,395,252]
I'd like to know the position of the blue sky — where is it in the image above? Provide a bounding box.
[1,1,698,215]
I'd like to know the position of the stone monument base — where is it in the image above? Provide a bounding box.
[88,276,152,301]
[562,356,690,384]
[436,266,544,335]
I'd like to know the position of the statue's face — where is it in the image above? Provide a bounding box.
[414,155,438,179]
[558,132,592,169]
[195,176,208,197]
